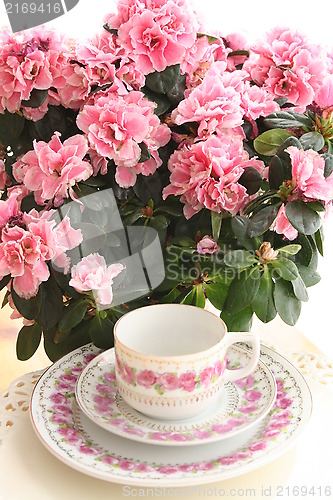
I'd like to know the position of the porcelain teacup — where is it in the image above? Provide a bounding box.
[114,304,260,420]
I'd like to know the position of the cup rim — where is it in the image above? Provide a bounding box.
[113,303,228,361]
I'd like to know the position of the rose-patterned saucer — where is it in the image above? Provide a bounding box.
[75,346,277,446]
[30,343,312,487]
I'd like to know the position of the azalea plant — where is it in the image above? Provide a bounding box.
[1,0,333,362]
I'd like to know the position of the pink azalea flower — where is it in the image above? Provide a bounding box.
[163,134,264,219]
[157,372,179,390]
[0,28,64,114]
[288,146,333,203]
[197,236,220,255]
[178,371,197,392]
[136,369,157,388]
[69,253,125,306]
[15,133,93,207]
[244,27,328,108]
[271,204,298,241]
[315,75,333,108]
[77,89,170,187]
[115,0,198,74]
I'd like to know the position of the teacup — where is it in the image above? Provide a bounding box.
[114,304,260,420]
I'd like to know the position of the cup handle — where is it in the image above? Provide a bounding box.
[223,332,260,383]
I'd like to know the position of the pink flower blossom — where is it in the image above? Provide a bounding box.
[69,253,125,306]
[239,403,257,414]
[101,456,119,466]
[114,0,198,74]
[136,369,157,388]
[149,432,171,441]
[235,375,255,389]
[288,146,333,203]
[200,366,215,387]
[170,433,190,441]
[214,359,224,378]
[271,204,298,241]
[178,371,197,392]
[163,134,264,218]
[157,372,179,390]
[0,28,64,114]
[157,466,179,475]
[77,89,170,187]
[244,28,328,108]
[58,426,82,444]
[14,133,93,207]
[244,389,262,402]
[192,429,212,439]
[212,423,234,433]
[197,235,220,255]
[315,75,333,108]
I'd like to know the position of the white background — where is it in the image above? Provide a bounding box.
[0,0,332,355]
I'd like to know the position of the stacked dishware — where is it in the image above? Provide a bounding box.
[30,305,312,486]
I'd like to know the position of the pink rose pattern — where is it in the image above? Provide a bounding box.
[48,346,296,475]
[116,355,226,394]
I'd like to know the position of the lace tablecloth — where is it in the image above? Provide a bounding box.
[0,347,332,500]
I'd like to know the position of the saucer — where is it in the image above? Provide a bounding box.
[75,346,277,446]
[30,343,312,487]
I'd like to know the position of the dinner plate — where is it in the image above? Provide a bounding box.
[75,346,277,446]
[30,343,312,487]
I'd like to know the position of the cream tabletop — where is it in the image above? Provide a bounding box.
[0,300,332,500]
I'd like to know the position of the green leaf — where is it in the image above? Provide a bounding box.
[160,288,181,303]
[181,288,196,305]
[33,106,67,142]
[263,111,312,129]
[122,210,145,226]
[36,278,64,330]
[211,211,223,242]
[197,33,220,43]
[0,111,25,145]
[306,201,326,212]
[138,142,151,163]
[73,222,106,255]
[224,267,261,314]
[169,236,195,247]
[268,155,284,190]
[277,244,302,255]
[297,264,321,287]
[224,250,258,269]
[16,323,42,361]
[220,306,253,332]
[145,64,181,94]
[314,227,324,256]
[167,74,186,106]
[291,276,309,302]
[231,216,256,250]
[247,205,279,237]
[59,301,88,331]
[323,153,333,178]
[11,287,42,321]
[21,89,49,109]
[254,129,293,156]
[141,86,171,115]
[133,171,162,204]
[89,314,114,349]
[205,283,228,311]
[43,337,67,362]
[274,278,301,326]
[293,234,313,267]
[252,265,276,323]
[269,256,299,281]
[0,275,11,292]
[285,200,321,235]
[195,286,206,308]
[238,167,262,195]
[299,132,325,152]
[228,49,250,58]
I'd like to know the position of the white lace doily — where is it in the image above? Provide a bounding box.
[1,347,332,446]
